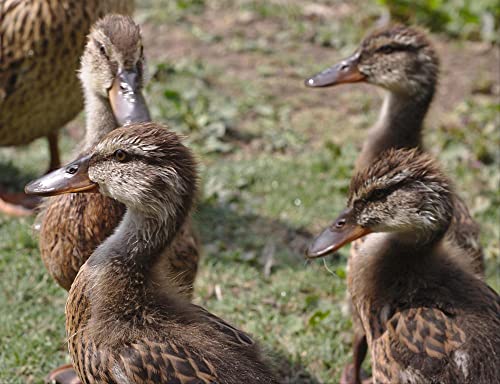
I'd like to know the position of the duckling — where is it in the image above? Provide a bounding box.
[305,26,484,382]
[307,148,499,384]
[305,25,483,275]
[37,14,153,292]
[306,25,437,170]
[36,15,199,384]
[26,122,279,384]
[0,0,133,216]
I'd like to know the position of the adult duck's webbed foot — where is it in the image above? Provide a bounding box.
[45,364,81,384]
[0,190,40,216]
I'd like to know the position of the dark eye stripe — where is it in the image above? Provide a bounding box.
[365,179,411,202]
[102,151,153,164]
[375,43,424,54]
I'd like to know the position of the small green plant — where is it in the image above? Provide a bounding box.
[139,0,205,22]
[148,61,238,154]
[379,0,499,41]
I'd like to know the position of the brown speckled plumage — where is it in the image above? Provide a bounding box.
[309,148,499,384]
[306,26,484,383]
[62,123,278,383]
[66,267,269,384]
[36,15,200,295]
[447,195,483,275]
[38,193,125,290]
[0,0,133,146]
[38,190,199,293]
[328,25,484,276]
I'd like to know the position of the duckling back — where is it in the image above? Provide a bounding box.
[38,193,125,290]
[67,262,278,384]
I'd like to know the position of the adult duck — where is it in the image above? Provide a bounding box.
[0,0,133,215]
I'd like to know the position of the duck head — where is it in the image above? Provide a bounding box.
[307,148,453,258]
[305,25,439,98]
[26,122,198,219]
[80,14,150,125]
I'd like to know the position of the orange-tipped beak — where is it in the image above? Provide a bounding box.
[25,154,98,196]
[305,52,366,88]
[306,209,371,259]
[108,69,151,126]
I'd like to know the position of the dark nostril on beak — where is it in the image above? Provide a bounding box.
[335,218,346,228]
[66,165,78,175]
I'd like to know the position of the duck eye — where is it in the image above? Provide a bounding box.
[99,44,108,57]
[372,189,386,200]
[114,149,128,162]
[378,45,395,54]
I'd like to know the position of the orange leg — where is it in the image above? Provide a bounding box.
[45,363,81,384]
[0,195,34,216]
[0,188,41,216]
[0,133,58,216]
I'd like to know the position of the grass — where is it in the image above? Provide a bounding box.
[1,1,499,383]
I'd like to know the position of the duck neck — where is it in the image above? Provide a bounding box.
[350,226,447,308]
[356,89,433,171]
[92,208,180,268]
[75,206,186,329]
[81,89,117,152]
[84,207,183,314]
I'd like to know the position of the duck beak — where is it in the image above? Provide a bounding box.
[306,209,371,259]
[305,52,366,87]
[25,154,98,196]
[109,69,151,126]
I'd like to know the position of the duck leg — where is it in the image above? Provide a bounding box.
[45,364,81,384]
[340,332,370,384]
[0,195,34,216]
[47,132,61,172]
[352,333,368,383]
[340,314,371,384]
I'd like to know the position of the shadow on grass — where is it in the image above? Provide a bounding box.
[195,201,334,383]
[195,200,315,269]
[274,352,323,384]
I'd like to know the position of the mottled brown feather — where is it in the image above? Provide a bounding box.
[38,193,200,294]
[35,15,201,295]
[38,193,125,290]
[65,124,278,383]
[343,149,500,384]
[334,25,484,384]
